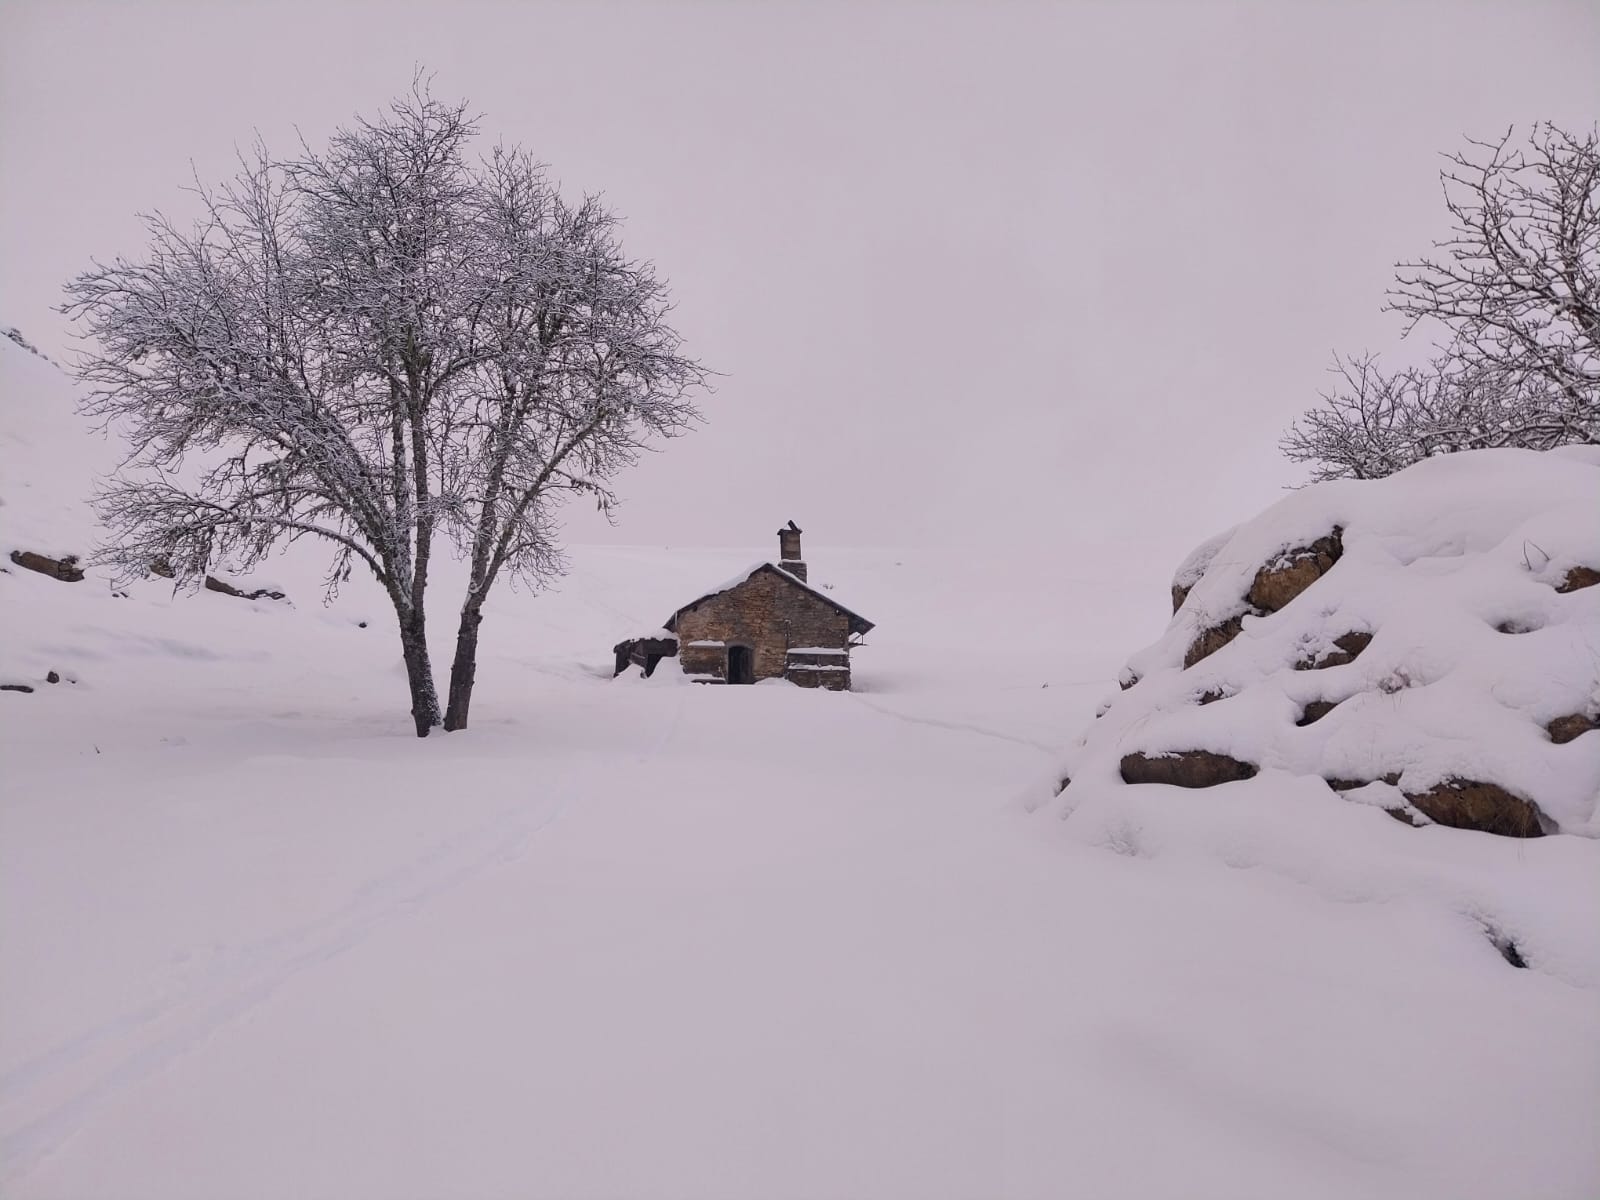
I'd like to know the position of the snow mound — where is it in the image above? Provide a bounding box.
[1039,447,1600,837]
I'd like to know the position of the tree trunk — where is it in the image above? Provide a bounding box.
[442,601,484,731]
[399,609,442,737]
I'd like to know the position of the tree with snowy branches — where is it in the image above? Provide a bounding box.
[63,82,706,736]
[1283,123,1598,481]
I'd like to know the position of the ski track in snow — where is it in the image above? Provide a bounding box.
[0,771,581,1187]
[849,693,1059,754]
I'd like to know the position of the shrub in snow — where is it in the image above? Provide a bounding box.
[1037,447,1600,838]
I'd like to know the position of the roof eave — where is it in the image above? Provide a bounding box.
[663,561,875,636]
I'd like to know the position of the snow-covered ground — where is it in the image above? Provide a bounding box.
[3,335,1598,1198]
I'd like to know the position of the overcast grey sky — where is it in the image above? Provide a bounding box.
[3,0,1596,560]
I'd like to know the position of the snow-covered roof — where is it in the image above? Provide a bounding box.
[610,627,679,655]
[663,562,875,636]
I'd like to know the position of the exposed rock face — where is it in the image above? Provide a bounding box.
[1557,565,1599,593]
[1120,750,1259,788]
[1296,699,1341,726]
[1322,776,1428,828]
[1325,773,1400,792]
[1166,525,1237,618]
[1547,713,1599,744]
[204,575,287,602]
[1183,614,1245,668]
[9,550,84,582]
[1180,530,1346,666]
[1296,630,1372,670]
[1246,529,1343,614]
[1404,778,1548,838]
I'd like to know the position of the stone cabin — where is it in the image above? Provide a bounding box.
[612,523,874,691]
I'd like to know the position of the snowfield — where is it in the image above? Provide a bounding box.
[3,334,1598,1199]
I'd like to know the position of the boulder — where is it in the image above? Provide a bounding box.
[1556,565,1599,593]
[1403,778,1548,838]
[1296,699,1341,726]
[1246,528,1343,614]
[1546,713,1599,744]
[1325,772,1400,792]
[204,575,287,602]
[9,550,84,582]
[1296,630,1372,670]
[1120,750,1259,788]
[1167,525,1237,617]
[1183,614,1246,668]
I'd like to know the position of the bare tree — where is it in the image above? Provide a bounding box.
[1284,124,1598,482]
[438,147,702,730]
[1281,353,1599,483]
[1390,124,1599,401]
[63,82,705,736]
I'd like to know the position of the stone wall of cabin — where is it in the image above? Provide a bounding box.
[674,569,851,684]
[783,647,851,691]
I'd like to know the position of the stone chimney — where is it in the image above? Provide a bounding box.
[777,521,807,583]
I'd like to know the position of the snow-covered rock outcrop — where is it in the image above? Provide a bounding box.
[1040,447,1600,838]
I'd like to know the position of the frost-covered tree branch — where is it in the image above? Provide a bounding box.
[437,147,705,729]
[1284,124,1598,482]
[1389,124,1599,399]
[62,79,706,736]
[1281,353,1599,483]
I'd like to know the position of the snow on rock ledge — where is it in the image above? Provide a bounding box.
[1039,447,1600,838]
